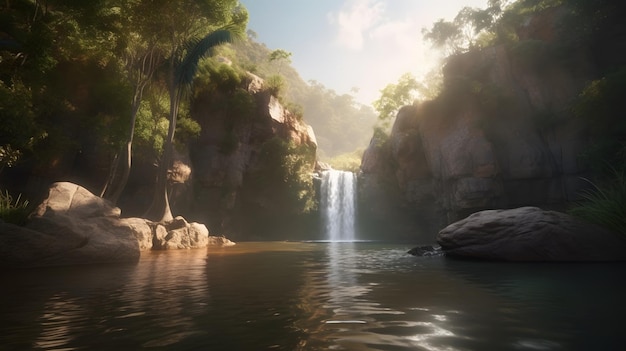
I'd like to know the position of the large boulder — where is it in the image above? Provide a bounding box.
[437,207,626,261]
[0,182,140,267]
[0,182,234,267]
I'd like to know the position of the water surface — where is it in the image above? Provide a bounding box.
[1,242,625,350]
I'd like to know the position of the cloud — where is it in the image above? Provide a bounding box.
[328,0,385,50]
[324,0,489,105]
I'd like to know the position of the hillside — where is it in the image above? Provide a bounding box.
[216,32,378,158]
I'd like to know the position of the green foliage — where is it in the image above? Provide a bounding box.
[268,49,292,63]
[0,190,30,226]
[573,68,626,175]
[371,126,390,148]
[195,59,246,94]
[266,74,285,97]
[225,35,377,157]
[0,79,46,169]
[327,149,364,172]
[252,137,317,214]
[422,4,505,54]
[134,94,170,156]
[176,116,201,145]
[176,29,241,91]
[268,49,292,74]
[229,90,256,120]
[301,81,377,157]
[373,73,419,128]
[569,172,626,237]
[423,0,566,54]
[285,101,304,120]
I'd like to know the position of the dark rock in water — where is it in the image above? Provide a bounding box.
[408,245,443,257]
[436,206,626,261]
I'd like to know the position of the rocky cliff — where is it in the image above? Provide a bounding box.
[166,73,318,240]
[360,5,618,240]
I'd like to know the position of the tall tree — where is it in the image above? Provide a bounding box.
[143,1,247,222]
[101,1,164,203]
[372,73,419,128]
[1,0,127,174]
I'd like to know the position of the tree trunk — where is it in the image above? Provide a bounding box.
[102,92,142,205]
[144,82,179,223]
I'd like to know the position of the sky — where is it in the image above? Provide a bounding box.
[239,0,489,106]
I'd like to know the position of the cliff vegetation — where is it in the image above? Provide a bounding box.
[362,0,626,238]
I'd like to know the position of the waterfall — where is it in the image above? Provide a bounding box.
[321,170,357,242]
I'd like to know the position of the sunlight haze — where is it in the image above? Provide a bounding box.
[240,0,489,106]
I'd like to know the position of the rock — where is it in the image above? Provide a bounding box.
[152,218,211,250]
[207,235,236,247]
[0,182,140,267]
[122,217,154,250]
[0,182,235,267]
[359,5,598,234]
[437,207,626,261]
[33,181,121,218]
[179,84,318,239]
[407,245,443,257]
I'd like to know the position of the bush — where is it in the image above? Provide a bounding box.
[0,190,31,226]
[195,59,246,94]
[569,171,626,237]
[250,137,317,214]
[265,74,285,97]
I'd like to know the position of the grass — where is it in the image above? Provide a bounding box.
[568,172,626,237]
[0,189,31,226]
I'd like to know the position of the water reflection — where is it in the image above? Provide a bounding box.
[1,243,625,350]
[293,242,467,351]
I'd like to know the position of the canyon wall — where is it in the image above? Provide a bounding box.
[120,73,319,240]
[359,6,610,241]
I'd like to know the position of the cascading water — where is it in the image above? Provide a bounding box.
[321,170,357,242]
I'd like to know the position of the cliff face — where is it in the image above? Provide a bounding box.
[187,73,318,239]
[130,73,318,240]
[360,6,606,238]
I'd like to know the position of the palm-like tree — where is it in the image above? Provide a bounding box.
[144,27,242,222]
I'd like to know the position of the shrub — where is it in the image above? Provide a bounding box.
[285,101,304,120]
[251,137,317,214]
[195,59,246,94]
[569,171,626,237]
[0,190,31,226]
[265,74,285,97]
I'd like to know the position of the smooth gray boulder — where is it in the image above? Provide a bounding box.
[437,207,626,261]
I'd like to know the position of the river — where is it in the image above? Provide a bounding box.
[1,241,625,350]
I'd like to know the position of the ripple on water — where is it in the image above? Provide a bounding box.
[1,242,625,350]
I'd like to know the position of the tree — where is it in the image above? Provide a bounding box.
[372,73,419,128]
[0,0,128,175]
[101,2,165,203]
[144,2,248,222]
[422,1,513,55]
[268,49,292,74]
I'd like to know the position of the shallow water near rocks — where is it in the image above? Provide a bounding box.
[1,241,625,350]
